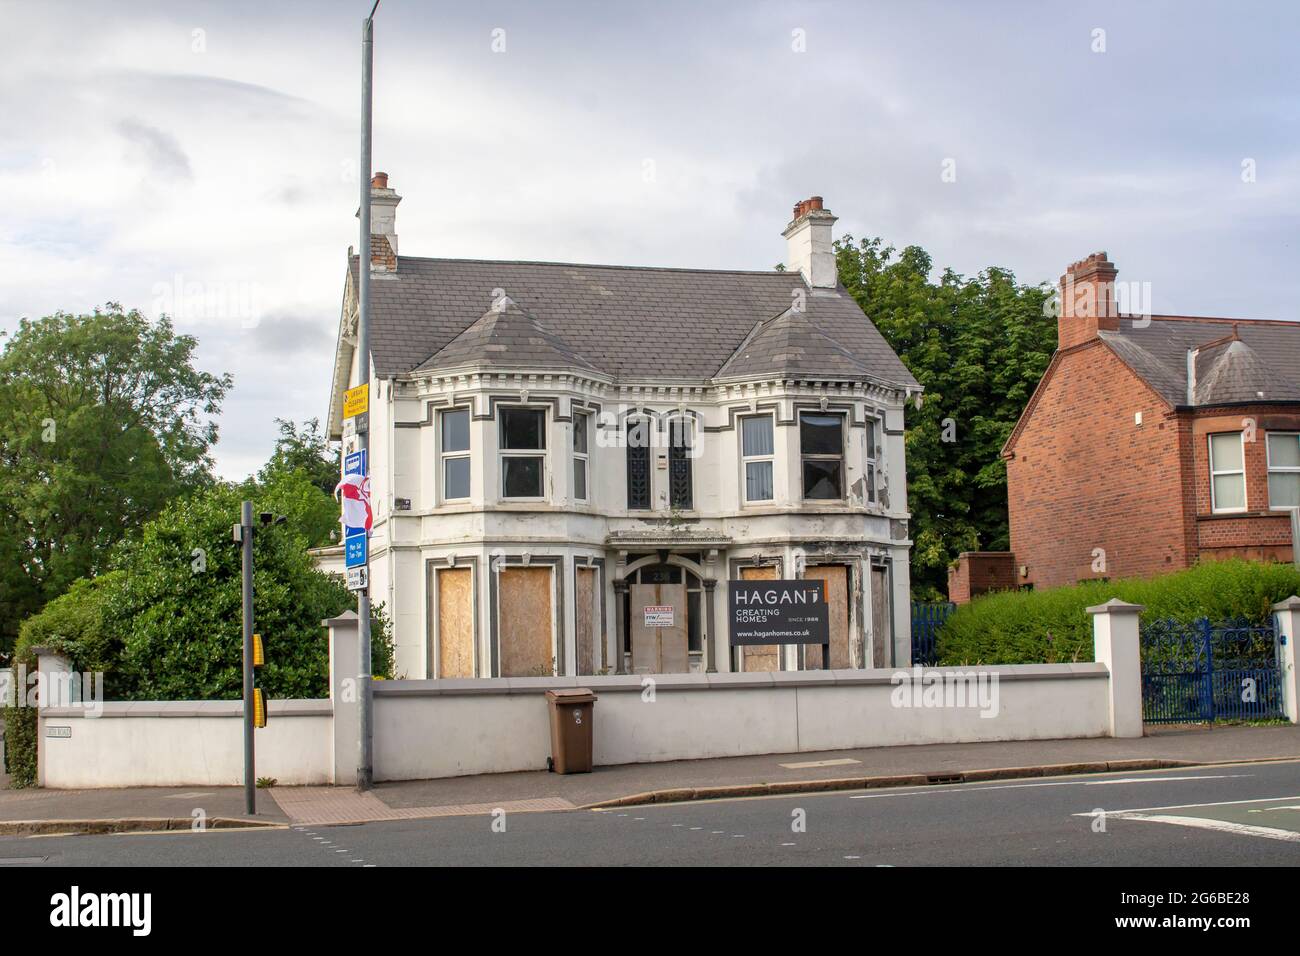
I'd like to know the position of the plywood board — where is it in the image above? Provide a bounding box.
[740,565,780,672]
[630,582,688,674]
[803,565,850,670]
[499,567,554,677]
[437,567,475,678]
[871,565,891,668]
[575,566,598,676]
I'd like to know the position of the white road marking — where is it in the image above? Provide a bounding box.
[1112,813,1300,843]
[850,773,1250,799]
[779,758,862,770]
[1072,794,1300,816]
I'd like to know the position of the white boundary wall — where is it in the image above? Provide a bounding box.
[37,598,1290,789]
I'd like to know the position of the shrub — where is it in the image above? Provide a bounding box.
[2,706,37,788]
[937,559,1300,665]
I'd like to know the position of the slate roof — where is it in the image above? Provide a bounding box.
[1097,316,1300,406]
[715,305,870,381]
[349,255,918,388]
[417,296,600,374]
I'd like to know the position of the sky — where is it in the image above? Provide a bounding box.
[1,0,1297,479]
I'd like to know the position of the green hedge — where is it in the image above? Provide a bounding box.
[2,707,37,789]
[936,559,1300,665]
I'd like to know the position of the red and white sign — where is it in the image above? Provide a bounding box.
[644,605,675,628]
[335,472,372,537]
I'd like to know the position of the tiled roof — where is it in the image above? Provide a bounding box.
[1098,316,1300,406]
[716,305,870,380]
[417,296,600,374]
[350,256,918,388]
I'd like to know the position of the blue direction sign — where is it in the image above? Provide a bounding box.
[345,533,368,568]
[344,450,368,478]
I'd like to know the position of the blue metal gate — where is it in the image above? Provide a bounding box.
[911,601,956,666]
[1140,618,1284,723]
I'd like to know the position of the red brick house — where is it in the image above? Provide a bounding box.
[949,251,1300,599]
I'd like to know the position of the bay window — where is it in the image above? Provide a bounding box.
[1267,432,1300,509]
[801,411,844,500]
[741,415,774,502]
[440,407,470,501]
[1208,431,1246,512]
[572,410,590,502]
[500,407,546,499]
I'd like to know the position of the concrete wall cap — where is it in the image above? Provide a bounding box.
[1272,595,1300,611]
[1086,598,1145,615]
[322,609,360,627]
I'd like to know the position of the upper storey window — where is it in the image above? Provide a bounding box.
[801,412,845,500]
[440,407,470,501]
[1208,432,1246,513]
[741,415,774,503]
[500,407,546,499]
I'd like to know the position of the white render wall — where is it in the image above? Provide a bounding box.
[37,701,333,789]
[371,666,1110,780]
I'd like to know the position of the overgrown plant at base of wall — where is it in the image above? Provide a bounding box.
[3,707,36,789]
[937,559,1300,665]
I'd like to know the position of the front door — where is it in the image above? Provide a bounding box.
[630,583,688,674]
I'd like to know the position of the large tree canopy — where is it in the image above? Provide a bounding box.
[0,304,231,650]
[837,237,1056,600]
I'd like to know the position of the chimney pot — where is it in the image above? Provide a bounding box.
[808,196,823,210]
[372,171,389,188]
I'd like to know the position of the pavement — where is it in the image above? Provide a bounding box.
[0,723,1297,833]
[4,760,1299,867]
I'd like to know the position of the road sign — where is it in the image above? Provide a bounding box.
[346,566,369,591]
[344,449,367,478]
[727,580,830,646]
[345,534,368,568]
[343,383,369,419]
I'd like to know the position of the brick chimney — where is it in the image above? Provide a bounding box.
[358,171,401,273]
[782,196,838,289]
[1058,251,1119,349]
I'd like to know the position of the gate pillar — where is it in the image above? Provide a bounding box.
[1088,598,1145,738]
[1272,596,1300,724]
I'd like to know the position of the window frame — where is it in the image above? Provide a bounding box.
[439,406,472,503]
[666,414,694,511]
[625,415,652,510]
[572,409,590,503]
[863,415,881,506]
[1207,431,1247,514]
[739,413,775,504]
[799,410,846,501]
[498,405,548,501]
[1266,431,1300,511]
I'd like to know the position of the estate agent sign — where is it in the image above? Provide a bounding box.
[727,580,830,646]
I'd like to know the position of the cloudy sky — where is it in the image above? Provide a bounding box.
[1,0,1296,479]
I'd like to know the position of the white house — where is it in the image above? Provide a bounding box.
[325,178,921,680]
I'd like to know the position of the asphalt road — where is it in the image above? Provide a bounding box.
[4,761,1300,867]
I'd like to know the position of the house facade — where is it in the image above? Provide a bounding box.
[956,251,1300,598]
[325,177,920,678]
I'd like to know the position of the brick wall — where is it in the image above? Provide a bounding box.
[1006,341,1190,590]
[948,551,1016,604]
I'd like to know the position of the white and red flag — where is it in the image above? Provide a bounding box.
[335,472,372,537]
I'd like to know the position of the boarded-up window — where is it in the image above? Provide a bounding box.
[870,564,891,668]
[803,565,851,670]
[740,565,780,672]
[436,567,475,678]
[499,567,554,677]
[575,566,599,675]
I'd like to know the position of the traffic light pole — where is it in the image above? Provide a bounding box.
[239,500,256,815]
[356,6,377,792]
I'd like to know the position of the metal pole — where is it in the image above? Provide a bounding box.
[240,500,256,814]
[1291,507,1300,570]
[356,10,375,791]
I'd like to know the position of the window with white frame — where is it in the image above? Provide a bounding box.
[800,411,845,500]
[1208,432,1246,512]
[864,416,880,505]
[572,410,590,502]
[499,407,546,499]
[740,414,774,502]
[440,407,470,501]
[1267,432,1300,509]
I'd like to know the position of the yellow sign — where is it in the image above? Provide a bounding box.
[253,688,267,728]
[252,633,264,667]
[343,383,369,419]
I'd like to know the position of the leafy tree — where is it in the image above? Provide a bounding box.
[0,304,230,652]
[107,471,392,700]
[837,237,1055,599]
[259,417,339,498]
